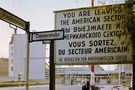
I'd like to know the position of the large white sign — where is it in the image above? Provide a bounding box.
[54,4,132,65]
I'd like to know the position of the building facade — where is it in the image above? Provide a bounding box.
[9,34,46,80]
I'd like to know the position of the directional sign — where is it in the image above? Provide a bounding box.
[30,30,64,42]
[0,8,27,30]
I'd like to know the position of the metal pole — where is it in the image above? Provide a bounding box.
[133,62,134,90]
[49,40,55,90]
[133,40,135,90]
[26,22,30,90]
[118,64,121,85]
[90,1,95,90]
[91,0,94,7]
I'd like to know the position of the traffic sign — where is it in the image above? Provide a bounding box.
[0,8,27,30]
[30,30,64,42]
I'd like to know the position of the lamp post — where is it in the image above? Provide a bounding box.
[92,0,94,7]
[90,1,95,90]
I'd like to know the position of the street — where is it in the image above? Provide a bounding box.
[0,85,81,90]
[0,85,129,90]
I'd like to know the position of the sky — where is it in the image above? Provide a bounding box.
[0,0,125,70]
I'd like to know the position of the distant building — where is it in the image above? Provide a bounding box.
[9,34,46,80]
[0,58,8,76]
[54,65,105,84]
[115,64,132,74]
[115,64,132,84]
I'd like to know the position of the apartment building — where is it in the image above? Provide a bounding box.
[9,34,46,80]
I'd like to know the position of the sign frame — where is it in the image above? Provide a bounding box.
[0,7,28,31]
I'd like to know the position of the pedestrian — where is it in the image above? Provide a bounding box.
[86,80,90,90]
[91,84,95,90]
[82,81,87,90]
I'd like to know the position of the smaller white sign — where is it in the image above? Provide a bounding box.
[30,30,64,42]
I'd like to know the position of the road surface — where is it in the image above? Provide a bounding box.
[0,85,81,90]
[0,85,129,90]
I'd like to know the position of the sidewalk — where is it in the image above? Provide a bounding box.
[96,85,129,90]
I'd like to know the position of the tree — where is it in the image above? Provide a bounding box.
[98,0,135,89]
[124,0,135,47]
[124,0,135,90]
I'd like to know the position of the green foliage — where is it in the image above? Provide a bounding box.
[124,0,135,34]
[124,0,135,56]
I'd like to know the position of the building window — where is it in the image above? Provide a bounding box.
[11,52,13,57]
[11,47,13,50]
[11,66,13,71]
[11,59,13,64]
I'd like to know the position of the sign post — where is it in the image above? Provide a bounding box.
[26,22,30,90]
[0,8,30,90]
[49,40,55,90]
[30,30,64,90]
[91,1,95,89]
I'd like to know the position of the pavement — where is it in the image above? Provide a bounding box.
[97,85,129,90]
[0,85,81,90]
[0,84,129,90]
